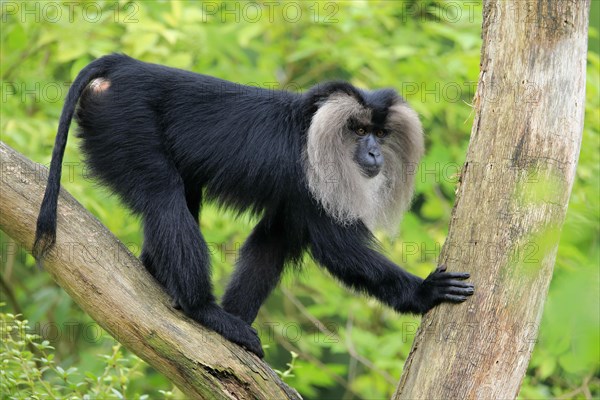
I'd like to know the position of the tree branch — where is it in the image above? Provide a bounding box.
[0,142,301,400]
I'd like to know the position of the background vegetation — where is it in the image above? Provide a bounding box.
[1,1,598,398]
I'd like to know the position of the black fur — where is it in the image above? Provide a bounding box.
[34,54,474,357]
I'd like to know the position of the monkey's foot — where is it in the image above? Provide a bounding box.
[171,298,182,310]
[193,303,264,358]
[418,265,474,312]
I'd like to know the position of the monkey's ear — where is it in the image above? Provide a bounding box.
[303,81,363,116]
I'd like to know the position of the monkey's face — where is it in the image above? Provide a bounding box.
[304,90,424,232]
[348,120,387,178]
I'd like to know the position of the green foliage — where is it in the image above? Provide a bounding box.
[0,306,168,398]
[1,1,598,399]
[275,351,299,381]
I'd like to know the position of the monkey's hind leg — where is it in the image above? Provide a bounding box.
[159,185,201,311]
[139,173,263,357]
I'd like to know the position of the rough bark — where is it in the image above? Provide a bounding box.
[0,142,301,400]
[394,1,589,399]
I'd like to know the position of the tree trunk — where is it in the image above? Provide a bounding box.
[394,1,589,398]
[0,142,301,400]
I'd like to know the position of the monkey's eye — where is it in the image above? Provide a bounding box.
[356,128,366,136]
[375,130,386,138]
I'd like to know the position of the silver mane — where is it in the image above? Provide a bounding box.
[304,93,424,233]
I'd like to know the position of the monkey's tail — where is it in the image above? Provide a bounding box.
[33,55,120,265]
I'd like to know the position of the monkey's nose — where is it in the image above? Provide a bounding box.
[368,151,383,167]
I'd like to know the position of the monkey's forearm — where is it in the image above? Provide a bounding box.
[310,236,426,313]
[309,220,473,314]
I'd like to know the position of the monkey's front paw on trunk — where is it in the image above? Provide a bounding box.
[194,304,264,358]
[418,265,474,313]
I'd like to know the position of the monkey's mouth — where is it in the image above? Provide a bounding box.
[361,165,381,178]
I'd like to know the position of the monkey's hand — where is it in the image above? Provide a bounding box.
[416,265,474,313]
